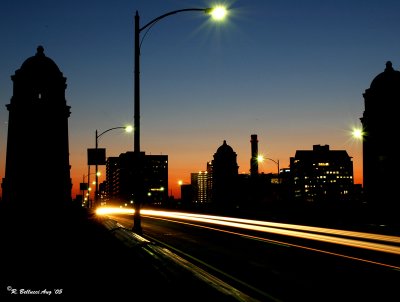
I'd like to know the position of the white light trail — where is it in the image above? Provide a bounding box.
[96,207,400,255]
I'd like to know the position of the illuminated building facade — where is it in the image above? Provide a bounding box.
[2,46,72,207]
[206,161,213,202]
[103,157,120,205]
[290,145,354,203]
[191,171,210,203]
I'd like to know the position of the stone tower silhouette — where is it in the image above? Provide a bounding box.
[211,140,239,207]
[2,46,72,208]
[361,61,400,222]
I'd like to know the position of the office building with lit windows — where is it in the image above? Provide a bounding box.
[290,145,354,203]
[144,154,168,206]
[103,156,120,205]
[191,171,210,204]
[102,152,168,207]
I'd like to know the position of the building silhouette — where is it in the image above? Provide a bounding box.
[180,162,213,209]
[181,136,280,211]
[103,156,120,205]
[360,61,400,222]
[2,46,72,207]
[179,136,362,221]
[180,183,194,208]
[211,140,239,208]
[243,134,274,206]
[250,134,259,176]
[290,144,354,204]
[206,161,213,203]
[144,154,168,206]
[102,152,168,207]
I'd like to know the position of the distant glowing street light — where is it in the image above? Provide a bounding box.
[132,4,228,234]
[94,125,133,207]
[82,171,101,208]
[257,155,280,183]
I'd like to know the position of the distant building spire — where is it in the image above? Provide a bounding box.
[385,61,393,71]
[36,45,45,56]
[250,134,259,176]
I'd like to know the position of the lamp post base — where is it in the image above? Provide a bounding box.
[133,213,142,234]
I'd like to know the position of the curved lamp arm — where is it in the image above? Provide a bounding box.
[97,126,127,140]
[139,8,209,32]
[265,158,279,166]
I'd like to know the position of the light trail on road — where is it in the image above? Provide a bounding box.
[96,207,400,257]
[138,215,400,271]
[165,212,400,244]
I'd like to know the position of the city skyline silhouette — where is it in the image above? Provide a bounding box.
[1,1,400,200]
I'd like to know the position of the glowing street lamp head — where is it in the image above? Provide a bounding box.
[257,155,265,163]
[208,5,228,21]
[125,125,133,133]
[352,128,364,140]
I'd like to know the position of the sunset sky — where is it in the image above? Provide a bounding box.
[1,0,400,199]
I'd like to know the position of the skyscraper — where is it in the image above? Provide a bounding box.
[191,171,209,204]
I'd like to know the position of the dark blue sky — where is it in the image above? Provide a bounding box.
[1,0,399,198]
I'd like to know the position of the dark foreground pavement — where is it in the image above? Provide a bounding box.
[0,203,248,301]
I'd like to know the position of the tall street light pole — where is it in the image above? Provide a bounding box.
[132,6,228,234]
[266,158,280,184]
[95,126,133,207]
